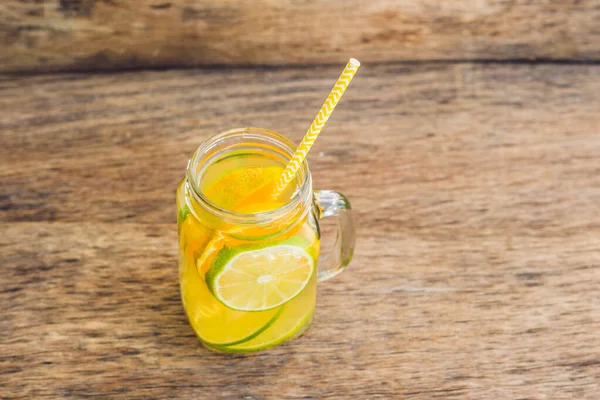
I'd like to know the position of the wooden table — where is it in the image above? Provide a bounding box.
[2,62,599,399]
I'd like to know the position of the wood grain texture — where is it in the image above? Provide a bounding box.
[2,62,600,398]
[2,0,600,73]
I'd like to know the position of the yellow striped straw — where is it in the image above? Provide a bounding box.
[272,58,361,198]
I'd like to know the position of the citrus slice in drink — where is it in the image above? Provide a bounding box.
[206,236,315,312]
[196,234,227,275]
[182,254,282,347]
[202,166,282,211]
[215,273,317,353]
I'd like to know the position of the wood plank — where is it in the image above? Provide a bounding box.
[2,63,599,232]
[2,0,600,73]
[2,63,600,398]
[2,222,599,399]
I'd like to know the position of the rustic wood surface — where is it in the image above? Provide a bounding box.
[2,62,600,399]
[2,0,600,73]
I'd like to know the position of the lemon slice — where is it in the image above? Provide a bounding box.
[206,236,315,312]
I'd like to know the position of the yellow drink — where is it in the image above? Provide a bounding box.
[177,150,320,352]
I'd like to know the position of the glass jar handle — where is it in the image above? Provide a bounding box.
[313,190,356,281]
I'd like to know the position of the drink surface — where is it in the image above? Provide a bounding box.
[177,151,320,352]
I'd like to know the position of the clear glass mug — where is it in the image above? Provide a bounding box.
[176,128,355,353]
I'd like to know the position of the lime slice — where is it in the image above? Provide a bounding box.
[177,203,190,233]
[220,309,314,353]
[215,273,317,353]
[181,257,282,346]
[206,236,315,312]
[195,303,282,347]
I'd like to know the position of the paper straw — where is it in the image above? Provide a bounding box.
[272,58,361,198]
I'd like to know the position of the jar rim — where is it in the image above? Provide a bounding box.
[185,127,312,226]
